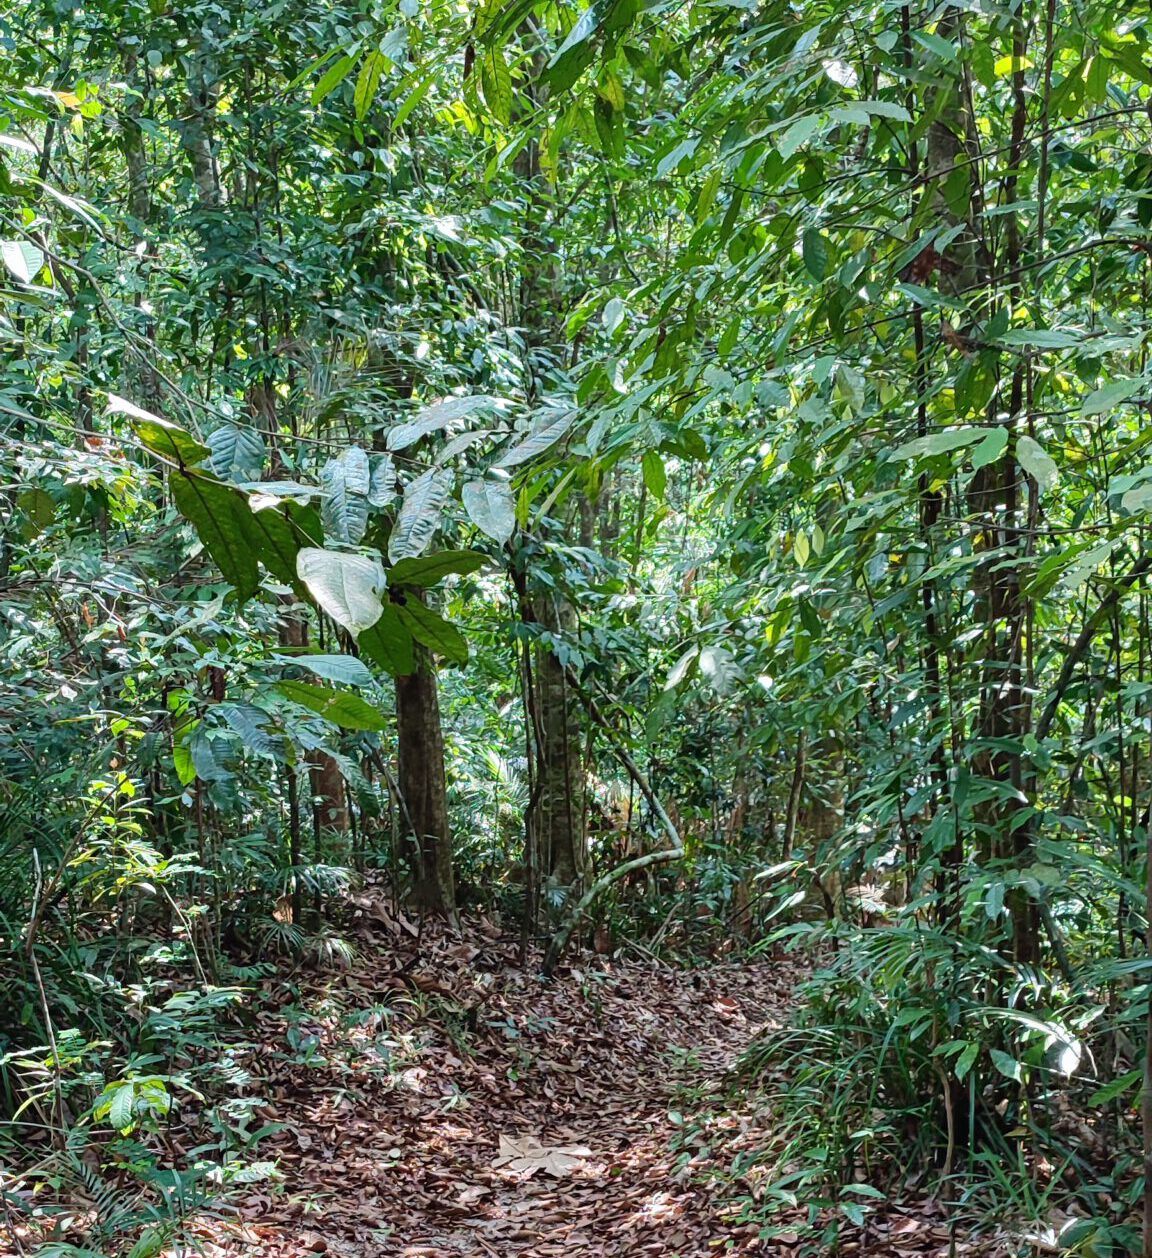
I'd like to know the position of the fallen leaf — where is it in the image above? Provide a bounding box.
[491,1133,594,1178]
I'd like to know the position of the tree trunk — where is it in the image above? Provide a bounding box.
[533,594,586,890]
[396,644,456,917]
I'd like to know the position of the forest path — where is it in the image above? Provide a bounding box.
[210,913,795,1258]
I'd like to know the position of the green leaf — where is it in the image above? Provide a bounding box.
[241,503,303,586]
[386,395,502,451]
[954,1041,979,1081]
[840,1202,866,1227]
[116,399,210,466]
[990,1049,1023,1082]
[389,468,452,562]
[172,736,196,787]
[219,703,282,758]
[891,428,982,460]
[970,427,1009,470]
[1081,377,1142,416]
[801,228,829,280]
[1016,435,1058,490]
[997,328,1080,349]
[1089,1068,1141,1106]
[494,406,577,469]
[546,3,603,91]
[389,550,488,586]
[320,447,371,544]
[206,424,265,482]
[108,1082,136,1133]
[312,53,356,105]
[1,240,44,284]
[664,645,699,689]
[481,46,513,124]
[296,547,386,636]
[359,604,415,675]
[354,50,386,120]
[368,454,396,506]
[462,477,517,544]
[274,653,374,687]
[171,471,260,601]
[275,680,387,731]
[641,451,667,500]
[394,598,469,665]
[777,114,819,160]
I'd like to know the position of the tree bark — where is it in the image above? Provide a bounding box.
[532,593,586,890]
[396,643,456,917]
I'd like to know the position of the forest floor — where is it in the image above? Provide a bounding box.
[8,904,973,1258]
[173,901,964,1258]
[196,905,795,1257]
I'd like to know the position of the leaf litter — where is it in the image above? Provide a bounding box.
[5,902,1016,1257]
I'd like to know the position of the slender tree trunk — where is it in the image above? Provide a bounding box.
[513,29,587,899]
[533,594,586,889]
[396,643,456,917]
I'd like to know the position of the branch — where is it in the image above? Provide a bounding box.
[541,846,683,977]
[1036,555,1152,741]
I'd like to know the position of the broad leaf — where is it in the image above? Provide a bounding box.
[1081,377,1142,416]
[494,407,577,469]
[463,477,517,544]
[275,679,387,731]
[274,653,375,687]
[970,427,1009,470]
[206,424,265,482]
[358,604,415,675]
[241,501,302,586]
[1016,435,1058,490]
[296,547,386,636]
[388,467,452,562]
[171,471,260,600]
[389,550,488,586]
[394,598,469,665]
[386,395,502,451]
[1,240,44,284]
[321,447,371,544]
[219,702,283,758]
[891,428,982,460]
[368,454,396,506]
[117,400,210,466]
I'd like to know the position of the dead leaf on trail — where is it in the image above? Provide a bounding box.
[491,1133,594,1178]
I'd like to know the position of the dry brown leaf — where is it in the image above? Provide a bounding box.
[491,1133,594,1178]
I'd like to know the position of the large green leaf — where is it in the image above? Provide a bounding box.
[394,598,469,665]
[320,447,371,544]
[1,240,44,284]
[358,604,415,675]
[241,502,301,586]
[386,395,502,452]
[117,399,210,467]
[275,653,374,687]
[171,470,259,600]
[389,550,488,586]
[890,428,982,461]
[462,477,516,544]
[354,50,386,120]
[311,52,356,105]
[1081,377,1142,416]
[275,679,387,731]
[219,702,283,758]
[206,424,266,482]
[1016,435,1058,490]
[494,407,577,469]
[296,547,386,636]
[388,468,452,562]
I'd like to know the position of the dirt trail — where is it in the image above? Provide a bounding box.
[208,917,793,1258]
